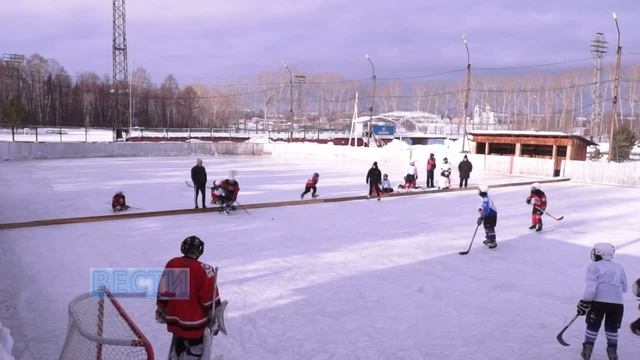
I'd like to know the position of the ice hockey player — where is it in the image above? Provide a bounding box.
[111,191,129,212]
[218,174,240,214]
[426,153,436,188]
[301,172,320,199]
[476,184,498,249]
[526,182,547,231]
[438,157,452,189]
[381,173,394,193]
[365,161,382,200]
[576,243,627,360]
[631,278,640,336]
[156,236,226,360]
[210,180,223,205]
[402,160,418,189]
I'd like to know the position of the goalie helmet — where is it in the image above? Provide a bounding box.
[591,243,615,261]
[181,235,205,259]
[478,184,489,194]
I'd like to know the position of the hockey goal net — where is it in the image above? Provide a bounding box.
[59,287,154,360]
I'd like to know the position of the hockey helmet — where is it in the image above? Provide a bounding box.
[313,172,319,177]
[410,160,415,166]
[531,182,541,191]
[383,173,389,179]
[214,179,222,186]
[181,235,205,259]
[443,157,448,163]
[591,243,615,261]
[478,184,489,194]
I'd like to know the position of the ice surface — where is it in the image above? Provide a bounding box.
[0,155,639,360]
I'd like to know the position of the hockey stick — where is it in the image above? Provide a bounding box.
[233,200,253,217]
[535,206,564,221]
[185,180,194,188]
[458,223,481,255]
[556,314,579,346]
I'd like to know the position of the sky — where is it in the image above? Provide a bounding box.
[2,0,640,85]
[0,153,639,359]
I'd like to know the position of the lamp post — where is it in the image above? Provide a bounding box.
[282,61,294,142]
[609,12,622,162]
[365,54,376,147]
[461,33,471,153]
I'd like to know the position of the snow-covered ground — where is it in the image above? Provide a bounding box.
[0,155,639,360]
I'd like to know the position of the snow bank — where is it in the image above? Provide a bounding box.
[0,321,15,360]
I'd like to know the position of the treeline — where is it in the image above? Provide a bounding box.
[1,53,639,139]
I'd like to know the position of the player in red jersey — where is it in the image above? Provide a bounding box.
[526,182,547,232]
[156,236,224,359]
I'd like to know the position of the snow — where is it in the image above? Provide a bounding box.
[0,321,14,360]
[0,154,639,359]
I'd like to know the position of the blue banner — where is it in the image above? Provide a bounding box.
[372,124,395,136]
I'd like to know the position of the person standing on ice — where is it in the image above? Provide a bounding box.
[191,159,207,209]
[366,161,382,200]
[156,236,226,360]
[438,157,452,189]
[576,243,627,360]
[457,155,473,188]
[426,153,436,188]
[476,184,497,249]
[301,172,320,199]
[526,182,547,232]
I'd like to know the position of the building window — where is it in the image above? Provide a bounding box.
[488,143,516,155]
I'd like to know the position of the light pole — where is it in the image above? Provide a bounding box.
[461,33,471,153]
[609,12,622,162]
[282,61,294,142]
[365,54,376,147]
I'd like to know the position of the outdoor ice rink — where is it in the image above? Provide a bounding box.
[1,155,639,359]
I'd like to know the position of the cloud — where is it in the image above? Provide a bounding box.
[1,0,639,84]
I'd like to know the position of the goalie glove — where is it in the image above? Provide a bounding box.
[208,300,229,336]
[526,197,531,205]
[576,300,591,316]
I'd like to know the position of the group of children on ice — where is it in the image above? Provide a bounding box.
[107,157,639,360]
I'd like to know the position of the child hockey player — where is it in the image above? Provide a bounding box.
[632,278,640,336]
[218,176,240,215]
[476,184,498,249]
[301,172,320,199]
[438,157,452,189]
[526,182,547,231]
[576,243,627,360]
[111,191,129,212]
[404,160,418,189]
[381,174,394,193]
